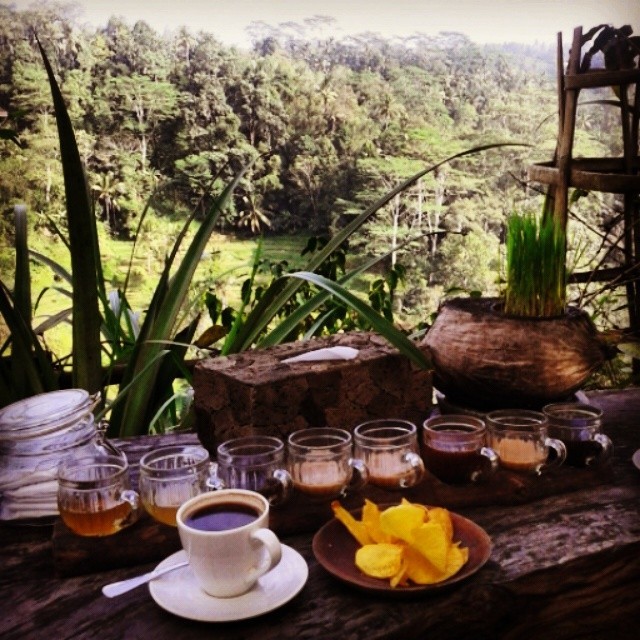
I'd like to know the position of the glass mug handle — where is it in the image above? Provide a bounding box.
[264,468,293,506]
[471,446,499,482]
[346,457,369,493]
[592,433,614,465]
[400,452,425,488]
[206,462,226,491]
[118,489,141,529]
[206,462,292,506]
[541,437,567,472]
[206,461,225,490]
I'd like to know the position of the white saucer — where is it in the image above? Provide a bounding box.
[149,545,308,622]
[632,449,640,472]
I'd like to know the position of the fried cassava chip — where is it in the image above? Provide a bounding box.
[332,499,468,588]
[361,499,391,543]
[355,543,404,578]
[331,500,372,546]
[379,502,426,542]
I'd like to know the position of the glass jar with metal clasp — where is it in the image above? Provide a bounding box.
[0,390,122,521]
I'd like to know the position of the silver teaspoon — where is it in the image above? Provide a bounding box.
[102,560,189,598]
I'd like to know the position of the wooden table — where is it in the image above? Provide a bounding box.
[2,389,639,639]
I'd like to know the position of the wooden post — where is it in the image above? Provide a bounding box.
[553,27,583,232]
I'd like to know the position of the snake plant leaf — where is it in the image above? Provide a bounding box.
[37,38,103,394]
[0,283,58,399]
[108,160,255,437]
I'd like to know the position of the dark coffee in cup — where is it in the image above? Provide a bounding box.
[543,403,613,468]
[184,502,260,532]
[423,446,488,484]
[176,489,281,598]
[422,415,498,484]
[564,439,606,468]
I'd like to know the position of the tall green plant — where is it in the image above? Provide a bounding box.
[1,40,526,437]
[222,143,525,355]
[504,212,567,317]
[37,39,103,395]
[0,205,60,406]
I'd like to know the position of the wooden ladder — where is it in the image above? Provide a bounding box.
[528,25,640,335]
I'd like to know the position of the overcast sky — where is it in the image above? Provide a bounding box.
[7,0,640,48]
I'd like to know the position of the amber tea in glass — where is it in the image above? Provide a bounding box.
[139,444,213,526]
[57,453,139,536]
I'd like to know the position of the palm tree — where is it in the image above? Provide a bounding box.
[91,172,125,234]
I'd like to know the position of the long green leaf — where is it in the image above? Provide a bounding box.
[231,142,526,351]
[13,205,31,325]
[12,204,31,395]
[0,282,58,399]
[121,178,184,300]
[110,161,255,437]
[96,350,171,424]
[29,250,72,283]
[219,240,264,355]
[33,308,73,335]
[258,233,426,347]
[37,39,102,394]
[285,272,431,370]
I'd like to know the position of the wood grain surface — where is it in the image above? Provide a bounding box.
[2,388,639,640]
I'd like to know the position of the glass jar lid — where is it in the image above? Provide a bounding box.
[0,389,99,441]
[0,415,96,456]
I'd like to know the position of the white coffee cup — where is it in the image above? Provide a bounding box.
[176,489,282,598]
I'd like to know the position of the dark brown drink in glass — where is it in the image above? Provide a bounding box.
[424,441,487,484]
[543,403,613,468]
[423,416,498,484]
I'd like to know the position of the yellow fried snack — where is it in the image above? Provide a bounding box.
[401,542,470,585]
[410,522,449,573]
[379,502,426,542]
[444,542,469,577]
[355,543,404,578]
[402,545,444,584]
[426,506,454,542]
[390,555,409,588]
[361,499,391,544]
[332,499,468,588]
[331,500,373,546]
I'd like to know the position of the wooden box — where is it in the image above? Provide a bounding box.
[193,332,432,453]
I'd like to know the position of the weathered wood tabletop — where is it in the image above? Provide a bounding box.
[1,388,639,640]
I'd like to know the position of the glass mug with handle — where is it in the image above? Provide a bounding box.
[353,419,425,489]
[57,452,140,536]
[138,444,216,526]
[486,409,567,475]
[214,436,293,506]
[422,415,498,484]
[542,402,613,468]
[287,428,368,500]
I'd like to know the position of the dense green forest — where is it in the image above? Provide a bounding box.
[0,2,627,345]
